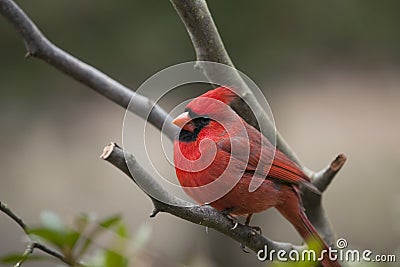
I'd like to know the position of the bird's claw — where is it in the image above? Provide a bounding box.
[244,214,262,235]
[221,207,236,217]
[230,221,239,230]
[240,242,250,253]
[249,225,262,235]
[221,207,240,231]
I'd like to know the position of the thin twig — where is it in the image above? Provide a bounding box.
[313,154,347,193]
[14,242,35,267]
[0,202,26,230]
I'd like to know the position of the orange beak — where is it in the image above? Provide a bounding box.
[173,112,195,132]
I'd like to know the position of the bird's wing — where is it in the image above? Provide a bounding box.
[217,135,320,194]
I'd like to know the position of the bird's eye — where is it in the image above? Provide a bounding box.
[200,116,210,125]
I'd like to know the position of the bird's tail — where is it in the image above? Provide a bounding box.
[276,187,341,267]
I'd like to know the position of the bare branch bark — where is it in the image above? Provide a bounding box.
[313,154,347,193]
[302,154,346,246]
[101,143,305,258]
[0,201,26,230]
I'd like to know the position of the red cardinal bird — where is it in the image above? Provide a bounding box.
[173,87,340,267]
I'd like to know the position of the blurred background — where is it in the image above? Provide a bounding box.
[1,0,399,266]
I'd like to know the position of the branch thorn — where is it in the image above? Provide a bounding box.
[149,208,160,218]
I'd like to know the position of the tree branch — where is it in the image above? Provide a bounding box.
[0,0,178,140]
[302,154,347,246]
[313,154,347,193]
[0,201,76,266]
[101,143,304,258]
[0,201,26,231]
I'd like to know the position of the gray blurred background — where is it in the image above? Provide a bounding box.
[1,0,399,266]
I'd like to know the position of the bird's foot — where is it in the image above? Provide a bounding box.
[238,224,261,253]
[221,207,239,230]
[231,221,239,230]
[248,225,262,235]
[240,242,250,253]
[244,213,262,235]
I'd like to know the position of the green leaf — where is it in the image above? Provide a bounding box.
[0,254,45,264]
[104,250,128,267]
[30,212,81,250]
[64,230,81,248]
[29,228,81,254]
[99,214,122,229]
[116,223,129,239]
[28,227,66,248]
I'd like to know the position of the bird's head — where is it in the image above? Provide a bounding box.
[173,87,260,141]
[173,87,242,142]
[194,86,260,131]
